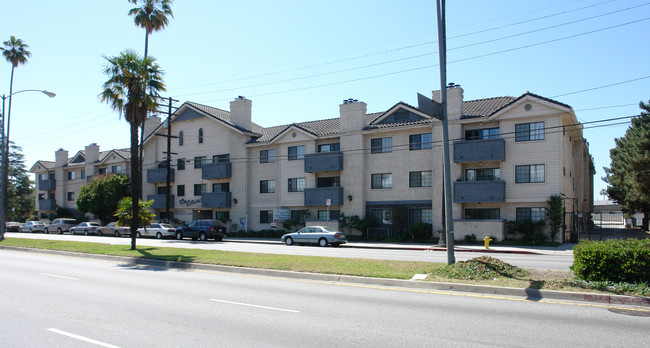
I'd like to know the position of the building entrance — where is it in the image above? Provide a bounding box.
[193,210,213,220]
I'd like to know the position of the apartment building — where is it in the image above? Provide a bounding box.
[30,144,131,218]
[140,86,594,242]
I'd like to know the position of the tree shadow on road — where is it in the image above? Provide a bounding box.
[117,247,196,272]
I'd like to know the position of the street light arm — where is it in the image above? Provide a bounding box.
[2,89,56,99]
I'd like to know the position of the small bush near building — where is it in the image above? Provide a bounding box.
[571,239,650,283]
[505,220,546,245]
[409,222,433,240]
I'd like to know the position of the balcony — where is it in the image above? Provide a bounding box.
[38,179,56,191]
[304,151,343,173]
[202,162,232,180]
[453,180,505,203]
[147,168,175,183]
[38,199,56,211]
[304,187,344,206]
[147,194,175,209]
[453,138,505,163]
[202,192,232,208]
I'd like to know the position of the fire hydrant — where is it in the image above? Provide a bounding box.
[483,236,492,249]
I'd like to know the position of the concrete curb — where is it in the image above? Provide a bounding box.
[2,245,648,307]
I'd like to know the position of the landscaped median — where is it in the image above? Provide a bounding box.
[2,237,649,300]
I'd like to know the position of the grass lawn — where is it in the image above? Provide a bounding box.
[2,237,648,297]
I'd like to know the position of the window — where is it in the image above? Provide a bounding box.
[409,171,432,187]
[288,145,305,160]
[215,211,230,221]
[291,210,307,223]
[370,209,390,224]
[409,209,432,224]
[465,208,500,220]
[260,180,276,193]
[193,184,206,196]
[213,154,230,163]
[318,210,340,220]
[38,193,45,200]
[212,183,230,193]
[465,128,500,140]
[39,174,47,180]
[67,192,74,201]
[515,164,545,183]
[515,122,545,142]
[516,207,545,222]
[111,165,122,173]
[409,133,432,150]
[98,168,107,175]
[371,173,392,189]
[260,149,276,163]
[317,176,340,188]
[194,156,206,169]
[288,178,305,192]
[465,168,500,181]
[318,143,340,152]
[371,137,392,153]
[198,128,204,143]
[179,131,184,146]
[177,185,185,197]
[177,158,185,170]
[157,186,168,195]
[67,171,76,180]
[260,210,273,224]
[80,170,85,179]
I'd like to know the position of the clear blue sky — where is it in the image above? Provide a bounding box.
[1,0,648,200]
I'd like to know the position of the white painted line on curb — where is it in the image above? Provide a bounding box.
[210,299,300,313]
[39,273,78,281]
[47,328,120,348]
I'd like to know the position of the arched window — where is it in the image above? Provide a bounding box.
[198,128,204,144]
[179,131,184,146]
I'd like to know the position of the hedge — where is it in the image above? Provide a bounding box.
[570,239,650,283]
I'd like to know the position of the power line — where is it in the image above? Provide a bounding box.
[551,76,650,98]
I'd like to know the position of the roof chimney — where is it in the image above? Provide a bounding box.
[55,148,69,167]
[85,143,100,163]
[339,99,367,132]
[432,84,463,120]
[230,96,252,130]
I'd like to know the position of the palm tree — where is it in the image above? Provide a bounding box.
[128,0,174,197]
[100,49,165,250]
[1,36,31,234]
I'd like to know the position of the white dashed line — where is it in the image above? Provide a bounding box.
[38,273,78,280]
[48,328,120,348]
[210,299,300,313]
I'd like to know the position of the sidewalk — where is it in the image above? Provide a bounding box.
[225,237,576,255]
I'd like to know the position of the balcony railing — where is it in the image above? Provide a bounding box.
[453,180,506,203]
[147,194,175,209]
[304,187,344,206]
[453,138,505,162]
[38,179,56,191]
[38,199,56,211]
[202,162,232,180]
[304,151,343,173]
[202,192,232,208]
[147,168,175,183]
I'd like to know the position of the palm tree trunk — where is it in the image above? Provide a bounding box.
[2,66,15,227]
[138,30,150,201]
[130,121,140,250]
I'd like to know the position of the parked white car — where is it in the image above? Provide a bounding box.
[136,223,176,239]
[19,221,46,233]
[70,222,102,236]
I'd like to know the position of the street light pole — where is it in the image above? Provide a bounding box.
[0,89,55,241]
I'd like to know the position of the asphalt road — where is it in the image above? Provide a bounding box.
[1,250,647,347]
[5,232,574,271]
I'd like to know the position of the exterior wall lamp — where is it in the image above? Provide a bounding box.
[233,198,238,204]
[347,194,352,202]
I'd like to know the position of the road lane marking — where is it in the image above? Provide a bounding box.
[39,273,78,280]
[47,328,120,348]
[210,299,299,313]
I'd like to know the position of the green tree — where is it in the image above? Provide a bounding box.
[340,213,361,234]
[604,101,650,231]
[128,0,174,188]
[100,49,165,249]
[545,194,563,242]
[76,174,130,224]
[386,207,409,239]
[6,142,33,222]
[114,197,155,230]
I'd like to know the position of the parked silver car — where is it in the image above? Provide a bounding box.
[70,222,102,236]
[136,223,176,239]
[44,218,77,234]
[281,226,347,247]
[19,221,46,233]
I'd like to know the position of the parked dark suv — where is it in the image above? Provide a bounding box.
[175,219,227,241]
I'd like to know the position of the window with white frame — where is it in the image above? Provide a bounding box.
[515,122,545,142]
[515,164,545,183]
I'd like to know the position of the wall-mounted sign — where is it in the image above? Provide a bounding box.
[179,198,201,207]
[274,209,291,221]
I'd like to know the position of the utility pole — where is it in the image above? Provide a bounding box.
[154,97,178,223]
[436,0,455,264]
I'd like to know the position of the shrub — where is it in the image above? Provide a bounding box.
[409,222,432,240]
[505,220,545,245]
[432,256,528,280]
[571,239,650,283]
[463,234,477,244]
